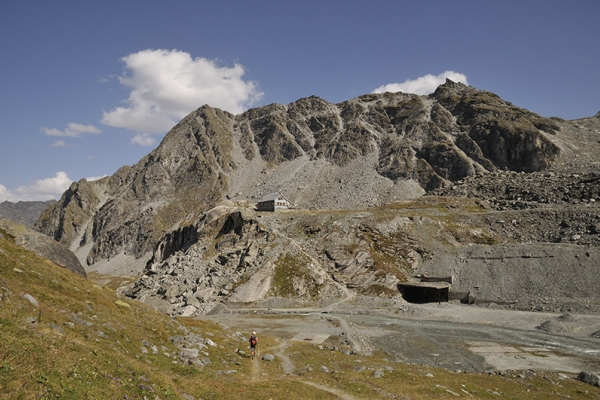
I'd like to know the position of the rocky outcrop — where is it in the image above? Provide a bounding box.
[121,203,343,315]
[578,371,600,388]
[121,200,437,316]
[433,171,600,246]
[35,179,106,252]
[36,81,565,270]
[0,219,86,277]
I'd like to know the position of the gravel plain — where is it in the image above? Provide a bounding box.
[201,298,600,375]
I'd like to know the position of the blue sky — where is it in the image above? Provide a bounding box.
[1,0,598,202]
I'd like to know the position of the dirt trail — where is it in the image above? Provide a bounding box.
[266,339,295,375]
[250,357,260,380]
[323,282,356,311]
[325,315,368,355]
[248,338,296,379]
[265,338,357,399]
[298,380,357,400]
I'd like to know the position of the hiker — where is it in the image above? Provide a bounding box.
[249,331,259,360]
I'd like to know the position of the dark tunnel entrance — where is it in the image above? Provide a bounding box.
[398,282,450,304]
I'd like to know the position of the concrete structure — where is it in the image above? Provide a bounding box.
[398,281,450,303]
[256,192,292,212]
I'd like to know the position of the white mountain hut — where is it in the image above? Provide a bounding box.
[256,192,292,212]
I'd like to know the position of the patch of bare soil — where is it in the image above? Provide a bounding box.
[298,381,358,400]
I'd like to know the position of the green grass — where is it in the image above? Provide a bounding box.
[271,252,323,299]
[278,341,600,400]
[380,196,488,214]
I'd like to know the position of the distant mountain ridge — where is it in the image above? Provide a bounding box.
[0,200,56,226]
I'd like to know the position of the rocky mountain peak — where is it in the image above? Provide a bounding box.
[36,83,571,275]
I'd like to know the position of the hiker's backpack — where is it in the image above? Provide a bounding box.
[250,336,257,346]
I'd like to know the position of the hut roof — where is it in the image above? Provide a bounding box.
[258,192,290,203]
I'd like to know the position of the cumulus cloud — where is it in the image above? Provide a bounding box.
[101,49,263,136]
[41,123,102,138]
[131,133,156,147]
[84,175,108,182]
[52,140,67,148]
[0,172,73,202]
[373,71,469,95]
[0,173,108,202]
[0,185,9,202]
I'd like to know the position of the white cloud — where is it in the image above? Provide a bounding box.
[131,133,156,147]
[101,49,263,136]
[52,140,67,148]
[0,172,73,202]
[84,175,107,182]
[41,123,102,138]
[0,184,9,202]
[373,71,469,96]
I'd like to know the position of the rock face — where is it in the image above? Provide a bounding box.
[35,80,561,271]
[0,219,86,277]
[120,200,429,315]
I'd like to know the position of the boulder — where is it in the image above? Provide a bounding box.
[0,219,86,277]
[578,371,600,387]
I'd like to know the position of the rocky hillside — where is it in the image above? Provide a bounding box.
[34,80,600,316]
[120,197,487,315]
[120,192,600,317]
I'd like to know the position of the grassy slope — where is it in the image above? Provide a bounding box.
[1,228,597,399]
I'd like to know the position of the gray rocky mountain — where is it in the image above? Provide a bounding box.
[0,200,56,226]
[34,80,600,316]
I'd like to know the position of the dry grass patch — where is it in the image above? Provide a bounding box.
[274,341,599,399]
